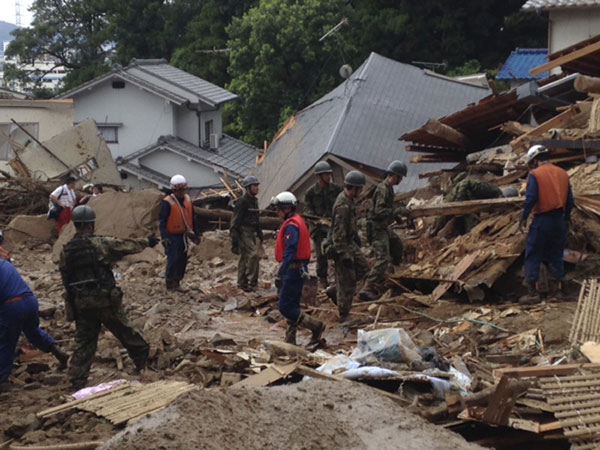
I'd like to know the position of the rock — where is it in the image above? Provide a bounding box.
[5,413,40,438]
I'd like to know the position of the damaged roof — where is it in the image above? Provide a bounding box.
[58,59,237,107]
[522,0,600,10]
[256,52,490,207]
[119,134,258,182]
[497,48,548,81]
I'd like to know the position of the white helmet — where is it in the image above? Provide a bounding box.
[170,174,188,189]
[271,191,297,209]
[526,145,549,164]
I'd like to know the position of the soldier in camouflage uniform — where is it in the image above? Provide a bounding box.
[433,173,503,235]
[328,171,369,321]
[59,205,158,388]
[359,161,409,301]
[230,175,262,292]
[303,161,342,289]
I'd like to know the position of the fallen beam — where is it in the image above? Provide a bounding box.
[422,119,468,148]
[575,75,600,94]
[409,197,523,219]
[493,363,600,379]
[194,207,281,230]
[511,106,580,152]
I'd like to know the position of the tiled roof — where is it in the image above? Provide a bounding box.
[497,48,548,81]
[256,52,490,208]
[121,134,258,179]
[59,59,237,106]
[522,0,600,10]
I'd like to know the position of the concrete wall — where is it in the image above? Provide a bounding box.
[140,149,221,187]
[549,9,600,52]
[0,99,74,141]
[70,80,175,159]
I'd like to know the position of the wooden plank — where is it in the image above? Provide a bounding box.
[422,119,468,148]
[511,106,580,151]
[493,363,600,379]
[482,376,530,426]
[231,362,299,388]
[409,197,523,219]
[431,252,479,301]
[530,40,600,76]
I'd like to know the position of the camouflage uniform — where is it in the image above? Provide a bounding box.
[303,182,342,282]
[329,191,369,317]
[230,192,261,290]
[59,233,150,386]
[362,179,405,298]
[435,177,502,234]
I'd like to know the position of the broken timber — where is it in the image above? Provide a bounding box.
[408,197,523,219]
[421,119,468,148]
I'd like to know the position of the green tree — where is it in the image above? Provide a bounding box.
[226,0,355,145]
[5,0,113,90]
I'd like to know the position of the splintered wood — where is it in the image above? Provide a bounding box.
[570,279,600,345]
[540,370,600,449]
[38,381,197,426]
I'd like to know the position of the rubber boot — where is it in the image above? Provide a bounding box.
[166,279,177,291]
[519,281,539,305]
[358,282,379,302]
[49,344,69,370]
[284,321,297,345]
[298,313,326,344]
[325,286,337,304]
[133,358,147,373]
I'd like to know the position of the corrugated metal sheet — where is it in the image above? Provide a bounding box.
[257,52,490,207]
[133,61,237,106]
[497,48,548,81]
[122,134,257,179]
[522,0,600,10]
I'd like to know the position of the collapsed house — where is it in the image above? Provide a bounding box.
[256,52,491,208]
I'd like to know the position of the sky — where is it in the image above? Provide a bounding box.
[0,0,34,27]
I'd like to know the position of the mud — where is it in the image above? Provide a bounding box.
[102,380,483,450]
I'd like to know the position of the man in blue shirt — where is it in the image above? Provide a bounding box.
[0,259,68,387]
[272,191,325,346]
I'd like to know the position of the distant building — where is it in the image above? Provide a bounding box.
[0,57,67,93]
[497,48,548,88]
[522,0,600,52]
[58,59,258,190]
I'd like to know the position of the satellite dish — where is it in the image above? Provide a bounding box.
[339,64,353,79]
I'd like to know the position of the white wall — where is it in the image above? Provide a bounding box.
[140,149,222,187]
[0,99,74,141]
[71,80,175,159]
[199,107,223,147]
[174,104,199,146]
[550,9,600,52]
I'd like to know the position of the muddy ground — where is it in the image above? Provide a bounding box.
[0,231,581,448]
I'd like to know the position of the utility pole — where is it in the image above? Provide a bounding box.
[15,0,22,26]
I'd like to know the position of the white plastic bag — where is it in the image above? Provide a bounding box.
[350,328,423,365]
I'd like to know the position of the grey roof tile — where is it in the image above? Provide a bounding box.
[257,52,490,207]
[522,0,600,10]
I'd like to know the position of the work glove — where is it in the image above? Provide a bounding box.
[162,239,171,250]
[342,258,353,269]
[518,218,527,233]
[192,234,201,245]
[275,276,283,294]
[147,236,159,248]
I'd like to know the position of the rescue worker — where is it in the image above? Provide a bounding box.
[59,205,158,389]
[359,161,408,301]
[303,161,342,289]
[159,175,201,291]
[432,173,503,235]
[0,230,10,261]
[79,184,103,205]
[519,145,574,303]
[230,175,262,292]
[49,176,77,235]
[272,192,325,345]
[327,171,369,321]
[1,258,68,388]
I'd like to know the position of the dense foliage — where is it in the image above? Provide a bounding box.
[5,0,546,145]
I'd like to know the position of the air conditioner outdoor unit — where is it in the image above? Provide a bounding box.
[209,133,219,150]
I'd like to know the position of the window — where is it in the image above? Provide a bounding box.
[112,80,125,89]
[204,120,213,146]
[98,126,118,143]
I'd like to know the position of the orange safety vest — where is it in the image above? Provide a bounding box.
[275,215,311,263]
[530,163,570,215]
[164,194,194,235]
